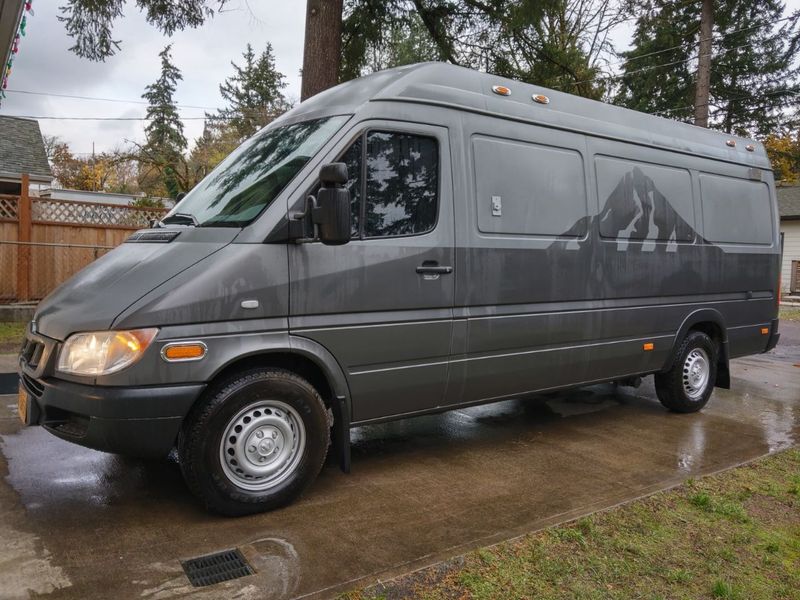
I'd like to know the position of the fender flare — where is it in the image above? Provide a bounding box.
[663,308,730,389]
[204,333,354,472]
[289,335,353,473]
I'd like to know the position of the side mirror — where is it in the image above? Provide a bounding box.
[313,162,351,245]
[175,192,186,202]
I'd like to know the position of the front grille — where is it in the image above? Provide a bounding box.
[181,549,254,587]
[20,338,44,368]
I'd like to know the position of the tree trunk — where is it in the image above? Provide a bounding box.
[301,0,344,102]
[694,0,713,127]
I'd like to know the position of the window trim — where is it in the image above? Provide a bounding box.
[320,126,443,241]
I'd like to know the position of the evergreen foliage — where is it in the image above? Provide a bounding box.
[58,0,225,61]
[210,43,291,140]
[141,45,186,198]
[616,0,800,136]
[341,0,629,99]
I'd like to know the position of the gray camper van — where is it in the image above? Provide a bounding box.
[17,63,781,515]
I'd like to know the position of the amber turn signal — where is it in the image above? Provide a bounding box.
[643,342,654,351]
[760,327,769,335]
[161,342,207,362]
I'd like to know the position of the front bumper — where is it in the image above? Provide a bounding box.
[19,373,204,458]
[17,324,205,457]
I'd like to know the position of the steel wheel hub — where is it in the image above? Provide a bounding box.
[682,348,710,400]
[220,400,306,492]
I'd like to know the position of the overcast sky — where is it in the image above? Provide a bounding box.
[2,0,799,156]
[1,0,307,155]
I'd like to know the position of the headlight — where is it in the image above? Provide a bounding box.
[57,329,159,376]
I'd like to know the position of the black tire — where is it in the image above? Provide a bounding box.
[178,368,330,516]
[654,331,718,413]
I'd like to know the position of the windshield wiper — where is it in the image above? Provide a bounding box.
[198,218,245,228]
[160,212,199,227]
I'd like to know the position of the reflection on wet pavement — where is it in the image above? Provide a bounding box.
[0,330,797,599]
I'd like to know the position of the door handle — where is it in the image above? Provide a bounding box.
[416,263,453,275]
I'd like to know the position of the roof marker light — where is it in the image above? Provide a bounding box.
[726,139,736,147]
[492,85,511,96]
[532,94,550,105]
[746,144,755,152]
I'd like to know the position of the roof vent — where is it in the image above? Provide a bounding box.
[492,85,511,96]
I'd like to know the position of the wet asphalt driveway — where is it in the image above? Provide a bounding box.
[1,323,798,600]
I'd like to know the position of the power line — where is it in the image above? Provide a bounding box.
[0,114,227,121]
[608,13,797,71]
[649,87,800,117]
[3,88,220,111]
[555,36,774,92]
[557,14,798,91]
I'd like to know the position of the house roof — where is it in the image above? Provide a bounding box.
[778,184,800,219]
[0,116,52,183]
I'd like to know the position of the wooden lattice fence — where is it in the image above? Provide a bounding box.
[0,175,168,302]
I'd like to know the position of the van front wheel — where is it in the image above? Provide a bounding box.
[178,368,330,516]
[654,331,718,413]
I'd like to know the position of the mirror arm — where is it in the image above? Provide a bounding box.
[291,194,319,244]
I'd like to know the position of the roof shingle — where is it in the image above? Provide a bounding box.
[778,184,800,219]
[0,116,52,181]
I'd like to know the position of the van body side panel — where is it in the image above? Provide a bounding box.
[447,115,779,405]
[113,243,290,335]
[289,120,456,423]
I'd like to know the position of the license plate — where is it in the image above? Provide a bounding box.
[18,384,27,425]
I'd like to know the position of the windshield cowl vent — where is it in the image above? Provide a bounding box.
[126,230,181,243]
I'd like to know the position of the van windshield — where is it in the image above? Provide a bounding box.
[163,115,349,227]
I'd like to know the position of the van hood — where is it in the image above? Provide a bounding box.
[34,229,238,341]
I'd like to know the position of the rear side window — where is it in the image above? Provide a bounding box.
[595,157,695,242]
[700,174,773,245]
[338,131,439,238]
[472,136,587,237]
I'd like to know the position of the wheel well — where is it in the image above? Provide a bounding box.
[688,321,724,346]
[687,320,730,389]
[209,352,336,408]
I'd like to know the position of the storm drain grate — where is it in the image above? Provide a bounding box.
[181,548,255,587]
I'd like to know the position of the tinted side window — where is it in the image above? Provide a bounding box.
[364,132,438,237]
[596,157,695,242]
[473,135,587,237]
[700,174,773,245]
[341,136,362,236]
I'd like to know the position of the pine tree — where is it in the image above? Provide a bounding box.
[616,0,800,136]
[141,45,186,198]
[211,43,290,140]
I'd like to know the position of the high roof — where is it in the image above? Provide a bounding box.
[0,116,52,183]
[289,62,770,170]
[777,184,800,219]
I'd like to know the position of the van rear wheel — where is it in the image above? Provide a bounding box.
[654,331,718,413]
[178,368,330,516]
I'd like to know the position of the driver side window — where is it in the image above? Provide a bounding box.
[338,130,439,239]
